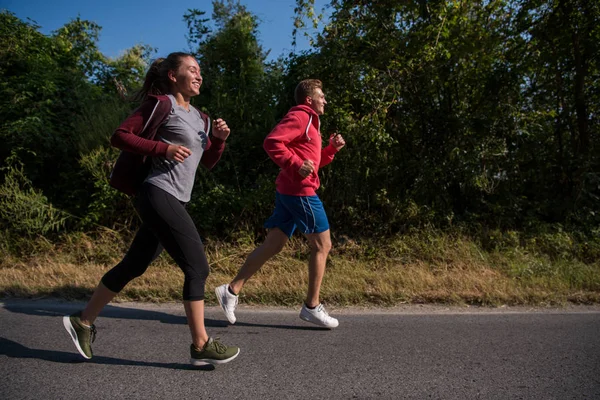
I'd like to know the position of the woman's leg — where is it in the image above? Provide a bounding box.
[183,300,208,348]
[63,224,162,359]
[137,185,213,348]
[80,282,116,326]
[81,225,163,325]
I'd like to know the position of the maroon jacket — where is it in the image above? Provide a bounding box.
[109,95,225,196]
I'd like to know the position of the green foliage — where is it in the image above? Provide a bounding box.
[94,44,154,98]
[189,169,277,238]
[78,147,136,229]
[0,159,69,237]
[0,2,598,259]
[0,10,149,234]
[285,0,599,237]
[183,0,287,237]
[0,11,103,213]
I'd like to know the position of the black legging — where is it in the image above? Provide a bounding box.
[102,183,210,300]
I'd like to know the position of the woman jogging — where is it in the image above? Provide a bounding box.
[63,52,239,366]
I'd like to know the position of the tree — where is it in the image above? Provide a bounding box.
[288,0,599,234]
[0,11,150,228]
[183,1,285,235]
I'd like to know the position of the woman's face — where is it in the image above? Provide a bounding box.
[168,56,203,99]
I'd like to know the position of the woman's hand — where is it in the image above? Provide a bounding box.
[212,118,230,141]
[166,144,192,163]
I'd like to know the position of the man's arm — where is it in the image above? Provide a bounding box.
[263,113,305,174]
[319,133,345,168]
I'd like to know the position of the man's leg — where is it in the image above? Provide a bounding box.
[216,191,295,324]
[215,228,288,324]
[298,227,338,328]
[303,229,332,307]
[229,228,289,294]
[295,195,338,328]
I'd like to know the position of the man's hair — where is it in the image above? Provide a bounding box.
[294,79,323,105]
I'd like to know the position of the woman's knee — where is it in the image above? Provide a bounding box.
[184,257,210,284]
[196,262,210,281]
[183,266,209,300]
[101,262,149,292]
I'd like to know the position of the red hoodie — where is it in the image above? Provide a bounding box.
[263,105,339,196]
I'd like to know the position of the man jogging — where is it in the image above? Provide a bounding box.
[215,79,345,328]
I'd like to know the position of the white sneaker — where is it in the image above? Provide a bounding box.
[299,303,339,328]
[215,284,238,324]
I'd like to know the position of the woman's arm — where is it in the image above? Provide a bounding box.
[200,136,225,170]
[110,98,170,157]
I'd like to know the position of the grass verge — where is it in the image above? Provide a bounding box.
[1,229,599,306]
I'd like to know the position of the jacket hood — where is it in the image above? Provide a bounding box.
[146,93,169,101]
[289,104,319,117]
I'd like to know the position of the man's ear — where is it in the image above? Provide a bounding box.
[305,96,313,105]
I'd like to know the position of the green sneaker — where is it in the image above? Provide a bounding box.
[62,312,97,359]
[190,337,240,366]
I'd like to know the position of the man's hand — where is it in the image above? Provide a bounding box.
[212,118,230,140]
[329,133,346,150]
[298,159,315,178]
[166,144,192,163]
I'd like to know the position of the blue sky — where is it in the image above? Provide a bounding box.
[3,0,329,61]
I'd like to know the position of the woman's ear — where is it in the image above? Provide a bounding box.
[168,69,177,83]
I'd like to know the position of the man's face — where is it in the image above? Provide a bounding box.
[307,88,327,115]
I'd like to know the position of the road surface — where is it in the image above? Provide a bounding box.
[1,300,599,399]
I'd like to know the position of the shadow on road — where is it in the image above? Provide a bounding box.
[233,321,329,331]
[1,300,227,327]
[0,337,214,371]
[1,300,328,331]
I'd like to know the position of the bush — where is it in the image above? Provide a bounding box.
[0,160,69,237]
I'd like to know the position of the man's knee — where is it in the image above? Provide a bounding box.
[307,231,332,254]
[265,228,289,254]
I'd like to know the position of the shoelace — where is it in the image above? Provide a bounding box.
[226,294,238,308]
[89,325,97,343]
[224,290,238,309]
[316,304,335,321]
[316,304,328,315]
[211,338,227,354]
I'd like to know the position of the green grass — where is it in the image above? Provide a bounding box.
[1,229,599,306]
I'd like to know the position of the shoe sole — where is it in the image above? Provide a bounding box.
[62,316,92,359]
[215,285,236,324]
[299,312,339,329]
[190,348,240,366]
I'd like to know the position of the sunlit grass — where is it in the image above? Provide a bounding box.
[1,229,599,306]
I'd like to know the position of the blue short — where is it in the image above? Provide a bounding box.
[264,192,330,238]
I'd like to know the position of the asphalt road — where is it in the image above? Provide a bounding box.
[1,300,599,400]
